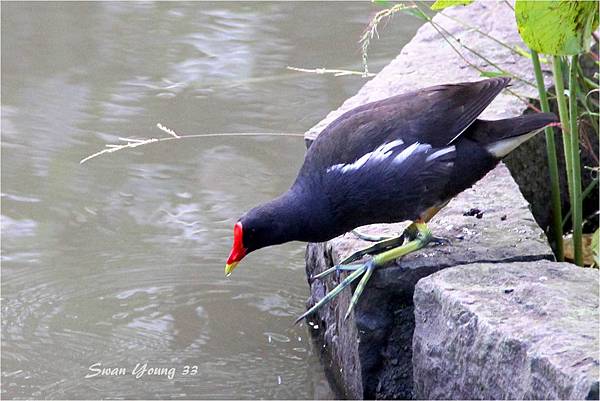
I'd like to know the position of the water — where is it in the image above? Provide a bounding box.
[1,2,422,399]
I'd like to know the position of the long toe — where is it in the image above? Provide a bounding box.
[310,264,362,282]
[295,264,367,324]
[344,260,376,320]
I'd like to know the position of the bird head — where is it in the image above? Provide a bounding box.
[225,192,311,276]
[224,207,280,276]
[225,195,301,276]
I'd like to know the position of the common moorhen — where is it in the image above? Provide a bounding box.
[225,77,557,322]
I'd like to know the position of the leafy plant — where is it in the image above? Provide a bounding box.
[530,49,564,260]
[515,0,598,266]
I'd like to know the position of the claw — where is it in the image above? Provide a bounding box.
[430,236,451,246]
[295,264,366,324]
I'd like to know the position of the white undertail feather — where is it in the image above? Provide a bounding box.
[485,131,538,158]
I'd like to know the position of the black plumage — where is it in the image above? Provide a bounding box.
[234,77,557,257]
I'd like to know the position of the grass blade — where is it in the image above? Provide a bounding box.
[531,50,564,260]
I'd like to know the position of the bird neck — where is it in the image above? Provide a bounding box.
[254,186,329,245]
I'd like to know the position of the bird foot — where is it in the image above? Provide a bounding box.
[296,260,375,324]
[296,221,433,324]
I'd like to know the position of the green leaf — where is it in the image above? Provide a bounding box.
[479,71,510,78]
[515,1,599,55]
[430,0,474,10]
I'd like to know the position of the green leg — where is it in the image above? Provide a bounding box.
[309,223,419,283]
[371,222,432,266]
[340,222,420,266]
[297,221,433,323]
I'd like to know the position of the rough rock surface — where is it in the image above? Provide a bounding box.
[413,261,600,400]
[302,0,564,399]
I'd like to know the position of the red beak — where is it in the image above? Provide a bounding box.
[225,222,247,276]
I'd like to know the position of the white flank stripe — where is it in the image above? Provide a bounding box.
[425,145,455,162]
[327,139,404,173]
[392,142,430,165]
[377,139,404,155]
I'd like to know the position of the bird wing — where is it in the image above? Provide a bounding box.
[302,77,510,173]
[319,140,457,227]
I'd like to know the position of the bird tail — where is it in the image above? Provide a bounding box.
[467,112,559,158]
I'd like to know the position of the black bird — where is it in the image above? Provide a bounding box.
[225,77,557,322]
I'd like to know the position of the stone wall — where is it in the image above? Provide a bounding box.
[302,1,599,399]
[413,261,599,400]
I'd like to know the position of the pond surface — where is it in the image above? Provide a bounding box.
[1,2,422,399]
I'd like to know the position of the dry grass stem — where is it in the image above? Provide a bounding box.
[80,123,303,165]
[286,66,374,77]
[157,123,180,138]
[360,4,418,76]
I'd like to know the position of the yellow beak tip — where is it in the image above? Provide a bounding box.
[225,262,239,277]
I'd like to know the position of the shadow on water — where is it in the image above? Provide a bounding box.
[1,2,422,399]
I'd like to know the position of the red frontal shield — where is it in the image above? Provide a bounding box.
[226,222,246,266]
